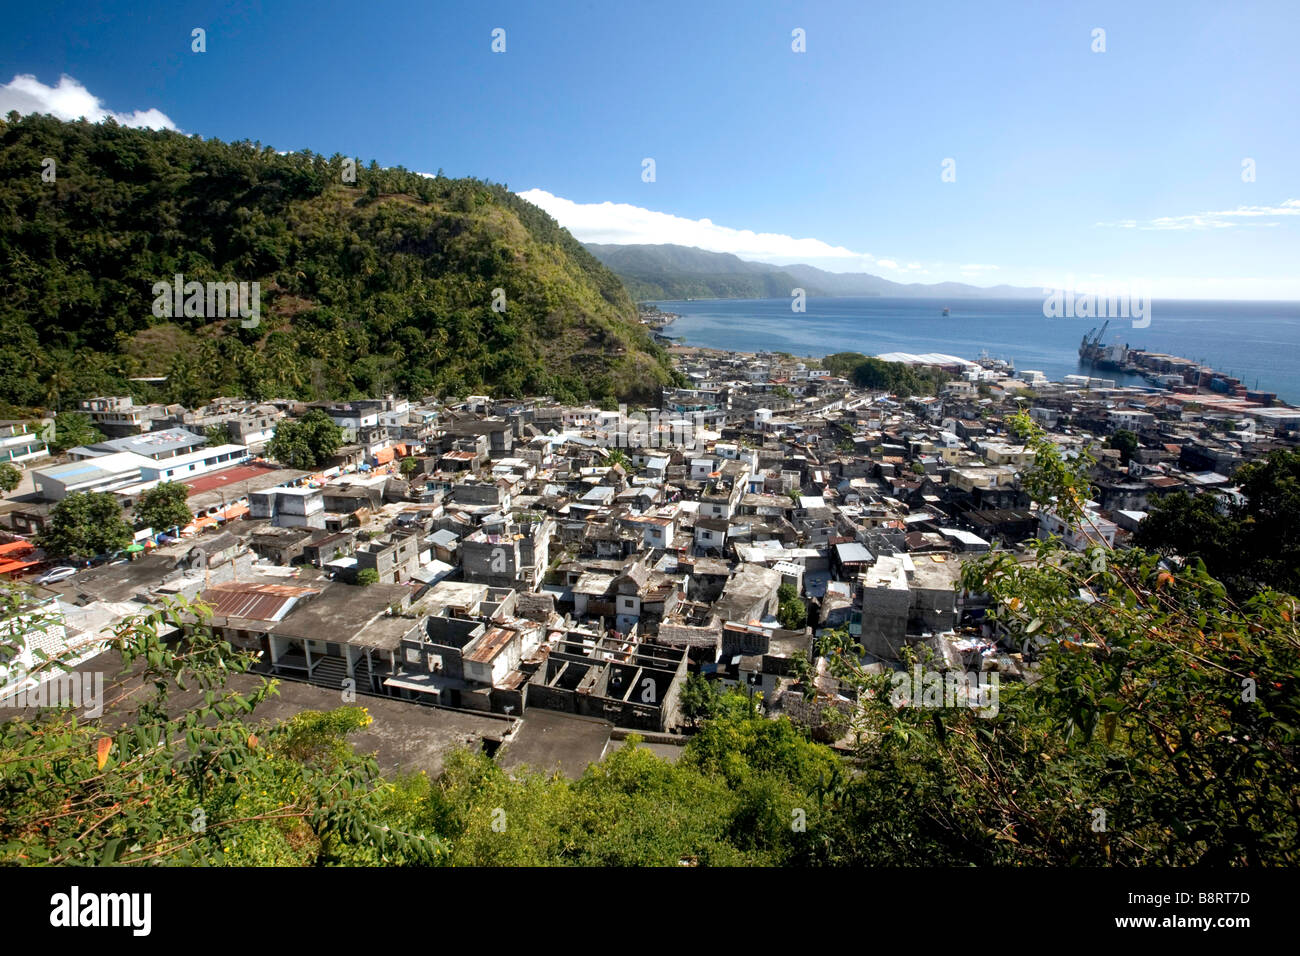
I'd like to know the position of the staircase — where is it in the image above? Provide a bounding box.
[306,653,378,694]
[352,655,373,693]
[309,655,350,691]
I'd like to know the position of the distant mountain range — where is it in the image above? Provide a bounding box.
[584,242,1042,302]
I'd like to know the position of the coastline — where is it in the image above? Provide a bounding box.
[650,296,1300,406]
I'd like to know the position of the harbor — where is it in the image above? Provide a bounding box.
[1079,319,1282,406]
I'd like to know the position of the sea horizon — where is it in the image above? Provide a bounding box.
[651,296,1300,404]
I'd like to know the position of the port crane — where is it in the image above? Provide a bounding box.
[1082,319,1109,350]
[1079,319,1110,364]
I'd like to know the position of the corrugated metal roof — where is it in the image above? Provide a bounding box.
[465,626,516,663]
[199,583,320,622]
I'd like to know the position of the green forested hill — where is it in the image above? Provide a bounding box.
[586,242,813,300]
[0,114,678,410]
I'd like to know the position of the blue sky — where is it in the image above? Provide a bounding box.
[4,0,1299,297]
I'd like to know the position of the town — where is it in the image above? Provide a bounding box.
[2,342,1297,775]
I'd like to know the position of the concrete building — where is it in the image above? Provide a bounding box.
[67,428,208,462]
[356,531,425,584]
[461,516,553,590]
[0,421,49,466]
[76,397,178,437]
[525,632,688,732]
[32,452,155,500]
[1039,506,1118,551]
[136,444,250,484]
[714,563,782,624]
[249,486,325,529]
[856,553,961,660]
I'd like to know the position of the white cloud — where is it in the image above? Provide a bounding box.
[511,189,1297,298]
[0,74,178,130]
[517,188,903,273]
[515,188,1019,284]
[1097,199,1300,231]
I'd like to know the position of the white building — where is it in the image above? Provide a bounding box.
[0,421,49,466]
[1108,409,1156,432]
[136,444,250,483]
[33,452,155,500]
[1039,506,1117,551]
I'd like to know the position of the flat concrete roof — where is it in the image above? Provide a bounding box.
[270,581,409,643]
[497,709,613,780]
[53,647,509,778]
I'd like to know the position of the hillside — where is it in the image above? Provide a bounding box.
[584,242,1041,301]
[0,114,679,411]
[584,243,809,300]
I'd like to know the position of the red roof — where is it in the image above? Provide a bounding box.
[185,463,279,495]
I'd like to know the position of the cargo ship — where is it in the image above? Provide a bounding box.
[1078,319,1128,370]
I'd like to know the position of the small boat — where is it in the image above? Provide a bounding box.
[942,307,950,316]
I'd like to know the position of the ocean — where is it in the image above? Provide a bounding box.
[650,297,1300,405]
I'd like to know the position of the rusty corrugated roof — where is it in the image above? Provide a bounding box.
[199,583,320,622]
[465,626,516,663]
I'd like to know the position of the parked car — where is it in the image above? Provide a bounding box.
[34,566,77,584]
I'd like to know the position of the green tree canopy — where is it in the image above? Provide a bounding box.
[1135,448,1300,599]
[47,412,103,454]
[0,114,680,409]
[1106,428,1139,465]
[36,491,132,560]
[0,462,19,496]
[266,409,344,470]
[0,592,443,865]
[205,423,235,446]
[132,481,193,533]
[777,582,807,630]
[850,357,948,396]
[819,352,869,378]
[678,672,721,728]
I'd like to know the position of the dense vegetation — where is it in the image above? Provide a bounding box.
[0,463,19,497]
[35,490,132,560]
[818,352,949,396]
[264,408,344,470]
[45,411,101,454]
[1106,428,1139,465]
[131,481,193,534]
[0,114,679,411]
[1135,448,1300,600]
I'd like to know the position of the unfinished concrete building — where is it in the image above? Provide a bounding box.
[461,516,554,590]
[525,632,689,732]
[856,552,961,660]
[356,530,424,584]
